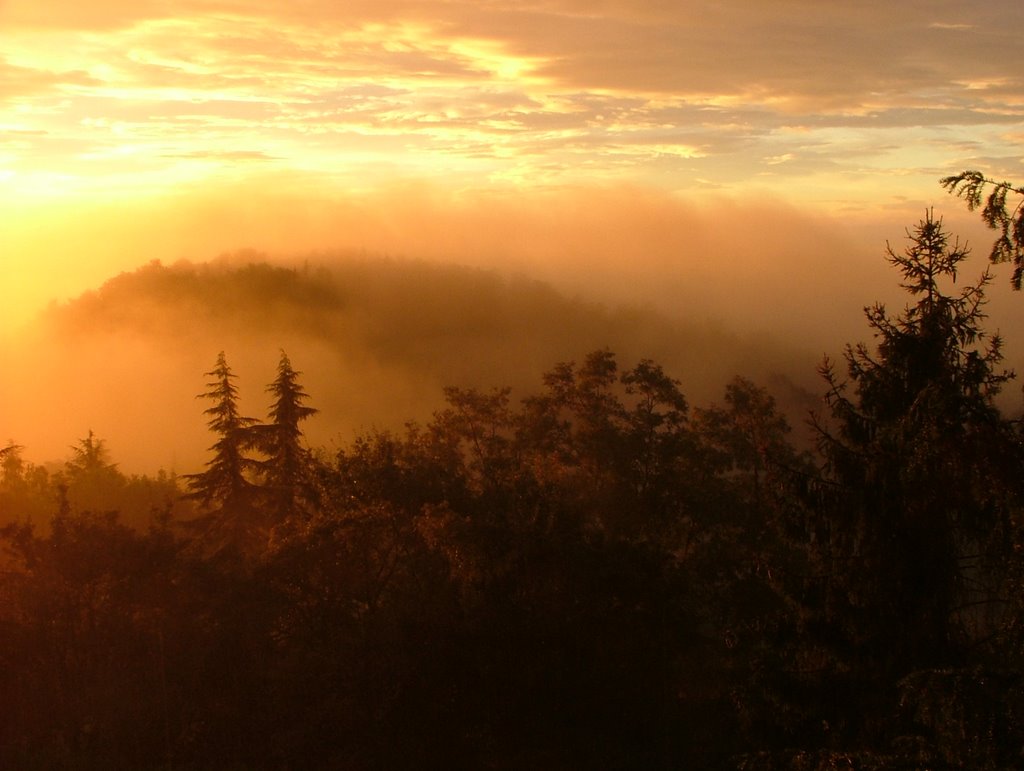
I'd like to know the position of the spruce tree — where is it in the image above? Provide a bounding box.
[253,351,318,519]
[813,211,1017,683]
[183,352,259,516]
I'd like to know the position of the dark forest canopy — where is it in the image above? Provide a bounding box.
[3,212,1024,768]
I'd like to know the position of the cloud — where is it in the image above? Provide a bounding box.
[928,22,975,31]
[161,149,279,161]
[0,178,904,343]
[0,57,97,100]
[0,0,1020,206]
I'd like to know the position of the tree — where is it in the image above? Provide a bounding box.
[65,430,116,476]
[695,376,801,507]
[252,351,318,519]
[0,443,43,524]
[0,442,20,464]
[515,350,698,540]
[183,352,259,520]
[812,211,1018,703]
[1,443,26,495]
[60,431,126,516]
[941,170,1024,288]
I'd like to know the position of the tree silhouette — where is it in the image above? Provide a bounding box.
[183,353,259,527]
[60,431,125,516]
[941,170,1024,288]
[65,430,116,477]
[813,211,1017,691]
[252,351,318,519]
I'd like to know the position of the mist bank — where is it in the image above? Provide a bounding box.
[6,182,1024,474]
[1,256,825,474]
[2,180,978,344]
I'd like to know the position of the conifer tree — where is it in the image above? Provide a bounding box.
[941,170,1024,288]
[253,351,318,518]
[183,352,259,515]
[61,430,125,515]
[65,430,116,477]
[813,211,1017,682]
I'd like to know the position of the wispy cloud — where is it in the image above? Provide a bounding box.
[0,0,1021,207]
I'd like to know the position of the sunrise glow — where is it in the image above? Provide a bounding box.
[1,1,1022,327]
[3,2,1021,201]
[6,5,1024,767]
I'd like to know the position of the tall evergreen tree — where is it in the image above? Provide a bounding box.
[812,211,1018,690]
[183,352,259,516]
[65,431,116,477]
[253,351,318,518]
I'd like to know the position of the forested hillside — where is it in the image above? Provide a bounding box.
[6,252,821,474]
[3,210,1024,768]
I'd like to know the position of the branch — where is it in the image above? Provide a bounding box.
[941,170,1024,288]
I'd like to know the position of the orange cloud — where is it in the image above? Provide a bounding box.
[0,0,1019,211]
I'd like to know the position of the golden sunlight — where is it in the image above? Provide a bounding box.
[2,4,1024,767]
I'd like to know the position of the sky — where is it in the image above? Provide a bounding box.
[2,0,1024,468]
[2,3,1021,270]
[2,1,1024,465]
[2,0,1020,195]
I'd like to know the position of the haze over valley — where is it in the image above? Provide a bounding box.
[5,187,1024,474]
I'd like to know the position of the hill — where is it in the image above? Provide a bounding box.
[3,255,820,472]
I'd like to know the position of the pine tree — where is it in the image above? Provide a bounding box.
[813,211,1017,681]
[253,351,318,519]
[183,352,259,516]
[65,430,116,477]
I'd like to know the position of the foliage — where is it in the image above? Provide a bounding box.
[4,208,1024,766]
[810,211,1023,752]
[182,352,259,513]
[941,170,1024,288]
[251,351,319,519]
[0,438,187,532]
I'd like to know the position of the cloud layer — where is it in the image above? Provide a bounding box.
[2,0,1021,207]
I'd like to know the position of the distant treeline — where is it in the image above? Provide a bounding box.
[3,210,1024,769]
[33,247,822,467]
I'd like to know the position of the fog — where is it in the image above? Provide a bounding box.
[3,182,1023,474]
